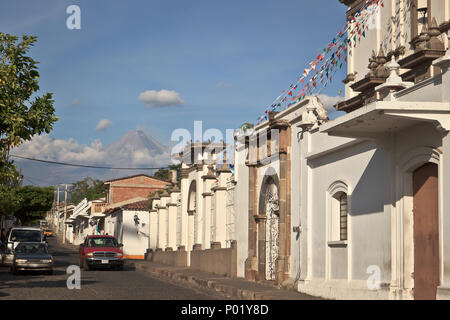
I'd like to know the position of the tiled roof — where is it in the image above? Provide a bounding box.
[103,174,171,184]
[122,199,150,211]
[104,199,150,214]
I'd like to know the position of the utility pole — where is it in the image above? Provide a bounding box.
[56,186,60,233]
[63,184,68,244]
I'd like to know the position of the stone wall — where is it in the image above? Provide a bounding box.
[190,241,237,278]
[146,247,189,267]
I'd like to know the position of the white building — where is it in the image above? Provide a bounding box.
[232,0,450,300]
[104,199,150,259]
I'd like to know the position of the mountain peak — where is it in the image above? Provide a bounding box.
[104,130,168,156]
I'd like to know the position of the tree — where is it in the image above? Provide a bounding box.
[69,177,107,205]
[0,33,58,185]
[153,164,181,183]
[0,185,21,219]
[13,186,54,225]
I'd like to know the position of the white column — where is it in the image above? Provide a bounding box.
[180,163,189,248]
[215,165,232,247]
[167,190,180,250]
[194,164,206,246]
[149,197,160,250]
[158,192,170,250]
[201,166,216,249]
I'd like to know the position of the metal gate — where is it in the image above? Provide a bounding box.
[265,184,279,280]
[225,178,235,248]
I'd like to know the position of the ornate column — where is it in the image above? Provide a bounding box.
[180,164,189,249]
[202,165,216,249]
[158,190,170,250]
[167,186,180,250]
[245,164,259,281]
[214,164,232,248]
[148,195,160,251]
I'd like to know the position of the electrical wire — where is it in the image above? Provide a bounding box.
[10,154,169,170]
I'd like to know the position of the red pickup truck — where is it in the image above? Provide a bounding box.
[78,235,124,271]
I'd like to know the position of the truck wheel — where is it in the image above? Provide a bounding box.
[85,260,90,271]
[79,259,83,269]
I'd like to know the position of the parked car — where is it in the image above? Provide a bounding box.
[4,227,45,266]
[11,242,53,275]
[79,235,124,271]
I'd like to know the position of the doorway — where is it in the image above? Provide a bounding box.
[413,162,439,300]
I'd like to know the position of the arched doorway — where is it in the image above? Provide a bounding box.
[413,162,439,300]
[259,174,280,281]
[187,181,197,248]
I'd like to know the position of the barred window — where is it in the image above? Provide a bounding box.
[339,193,348,241]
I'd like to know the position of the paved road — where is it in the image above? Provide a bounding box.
[0,236,227,300]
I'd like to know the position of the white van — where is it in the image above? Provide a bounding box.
[3,227,45,266]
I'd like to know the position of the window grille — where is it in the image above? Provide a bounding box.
[340,193,348,241]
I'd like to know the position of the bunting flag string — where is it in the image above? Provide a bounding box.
[256,0,384,125]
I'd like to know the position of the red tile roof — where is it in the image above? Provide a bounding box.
[103,174,171,184]
[104,199,150,214]
[122,199,150,211]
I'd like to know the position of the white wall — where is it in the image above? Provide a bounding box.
[121,209,149,258]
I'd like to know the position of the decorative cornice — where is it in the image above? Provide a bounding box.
[202,192,212,197]
[216,163,231,173]
[254,214,267,222]
[440,20,450,33]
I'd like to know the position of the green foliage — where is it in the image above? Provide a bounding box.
[15,185,54,225]
[153,164,181,183]
[0,185,21,217]
[0,33,58,185]
[0,185,54,225]
[69,177,107,205]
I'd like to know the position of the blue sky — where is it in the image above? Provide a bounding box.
[1,0,347,147]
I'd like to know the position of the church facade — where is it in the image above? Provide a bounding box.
[233,0,450,299]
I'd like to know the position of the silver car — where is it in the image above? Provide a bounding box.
[11,242,53,275]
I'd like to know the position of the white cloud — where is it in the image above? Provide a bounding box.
[11,134,171,185]
[95,119,113,131]
[316,94,343,111]
[138,89,184,107]
[13,135,107,165]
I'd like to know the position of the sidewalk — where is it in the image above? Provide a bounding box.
[129,260,323,300]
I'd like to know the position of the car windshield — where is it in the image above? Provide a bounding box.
[10,230,42,242]
[87,237,118,247]
[15,243,48,254]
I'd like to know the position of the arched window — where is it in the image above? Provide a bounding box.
[328,181,349,243]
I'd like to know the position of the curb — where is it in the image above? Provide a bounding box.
[130,262,286,300]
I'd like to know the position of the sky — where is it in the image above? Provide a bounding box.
[1,0,348,185]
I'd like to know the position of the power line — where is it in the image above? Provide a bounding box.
[10,154,169,170]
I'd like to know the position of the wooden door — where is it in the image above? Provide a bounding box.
[413,162,439,300]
